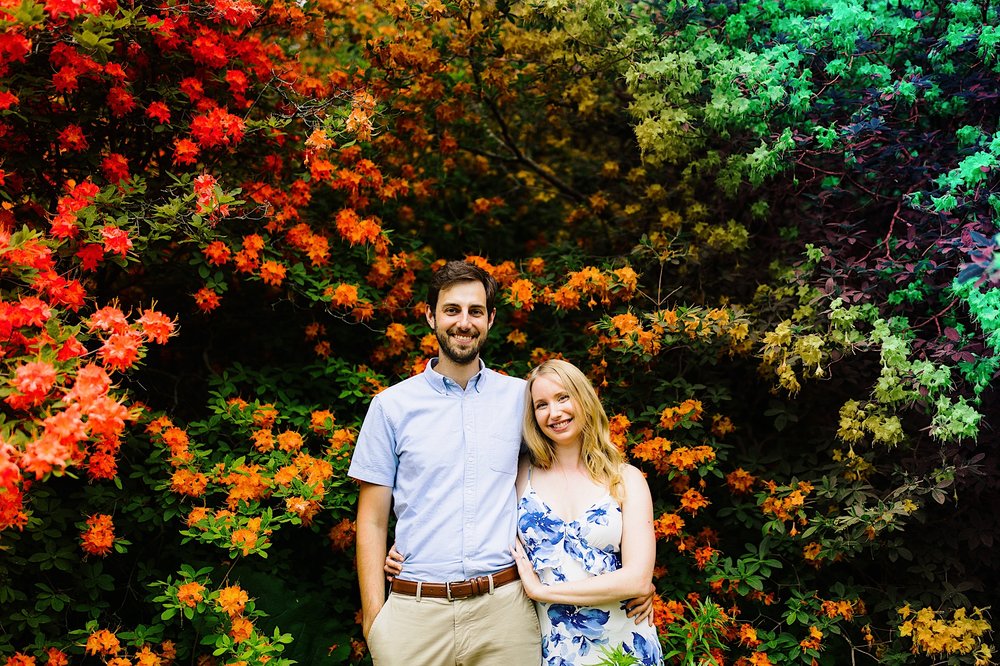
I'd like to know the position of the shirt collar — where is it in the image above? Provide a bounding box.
[424,357,487,394]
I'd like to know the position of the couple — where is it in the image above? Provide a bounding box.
[348,261,662,665]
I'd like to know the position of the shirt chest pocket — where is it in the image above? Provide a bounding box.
[489,433,520,475]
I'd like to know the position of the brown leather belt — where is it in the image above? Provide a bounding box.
[390,565,519,601]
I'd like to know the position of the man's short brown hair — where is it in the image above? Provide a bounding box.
[428,261,498,313]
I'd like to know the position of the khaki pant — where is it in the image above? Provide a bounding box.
[367,580,541,665]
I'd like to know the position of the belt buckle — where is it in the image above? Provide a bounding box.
[445,581,454,602]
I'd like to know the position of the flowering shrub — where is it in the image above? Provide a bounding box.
[2,0,997,664]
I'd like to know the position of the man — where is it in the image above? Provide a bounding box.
[349,261,540,664]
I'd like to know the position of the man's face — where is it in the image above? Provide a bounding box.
[426,281,495,366]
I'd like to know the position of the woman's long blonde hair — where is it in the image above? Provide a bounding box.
[522,359,625,501]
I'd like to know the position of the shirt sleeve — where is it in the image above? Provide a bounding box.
[347,396,398,487]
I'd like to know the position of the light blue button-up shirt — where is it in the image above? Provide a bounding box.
[348,359,526,582]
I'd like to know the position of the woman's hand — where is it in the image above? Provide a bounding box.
[511,539,543,600]
[384,544,405,581]
[625,581,656,626]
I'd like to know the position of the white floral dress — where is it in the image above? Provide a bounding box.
[517,471,663,665]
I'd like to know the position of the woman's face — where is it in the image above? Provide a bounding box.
[530,374,583,447]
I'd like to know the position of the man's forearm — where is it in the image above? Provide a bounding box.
[355,482,393,638]
[357,520,389,623]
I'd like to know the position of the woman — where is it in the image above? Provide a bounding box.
[385,359,661,665]
[512,359,661,665]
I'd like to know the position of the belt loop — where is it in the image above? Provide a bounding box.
[446,581,453,602]
[415,582,422,602]
[488,573,495,595]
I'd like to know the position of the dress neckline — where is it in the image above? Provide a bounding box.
[524,478,614,526]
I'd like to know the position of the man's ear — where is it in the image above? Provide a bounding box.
[488,309,496,329]
[425,304,435,328]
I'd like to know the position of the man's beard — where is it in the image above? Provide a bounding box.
[436,327,487,365]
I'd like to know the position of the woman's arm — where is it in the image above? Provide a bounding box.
[512,464,655,607]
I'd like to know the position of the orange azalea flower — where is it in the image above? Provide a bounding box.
[252,405,278,428]
[667,445,716,471]
[160,426,190,457]
[98,330,142,371]
[304,322,324,340]
[219,464,271,509]
[613,266,639,293]
[159,641,176,660]
[231,517,261,556]
[507,279,534,310]
[679,488,710,515]
[276,430,304,453]
[803,542,822,562]
[326,283,359,308]
[44,648,68,666]
[384,323,413,352]
[525,257,545,275]
[608,414,630,451]
[258,261,287,287]
[203,241,231,265]
[286,496,321,525]
[274,464,297,486]
[305,128,334,151]
[660,399,704,430]
[749,652,775,666]
[193,287,221,313]
[611,312,641,335]
[230,616,254,643]
[800,625,823,650]
[352,302,375,322]
[89,306,129,333]
[187,506,210,527]
[653,512,685,540]
[171,469,208,497]
[419,333,439,356]
[711,414,736,437]
[630,437,671,469]
[5,653,36,666]
[328,517,356,550]
[551,285,581,310]
[10,359,58,403]
[134,645,161,666]
[177,581,206,608]
[328,428,356,452]
[652,596,685,631]
[726,468,756,494]
[251,429,274,453]
[693,545,717,569]
[85,629,121,656]
[173,138,199,165]
[137,309,175,344]
[310,410,335,433]
[217,585,249,617]
[738,623,762,648]
[106,658,131,666]
[81,514,116,556]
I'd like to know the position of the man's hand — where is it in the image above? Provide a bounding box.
[624,581,656,626]
[384,543,405,581]
[511,539,543,600]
